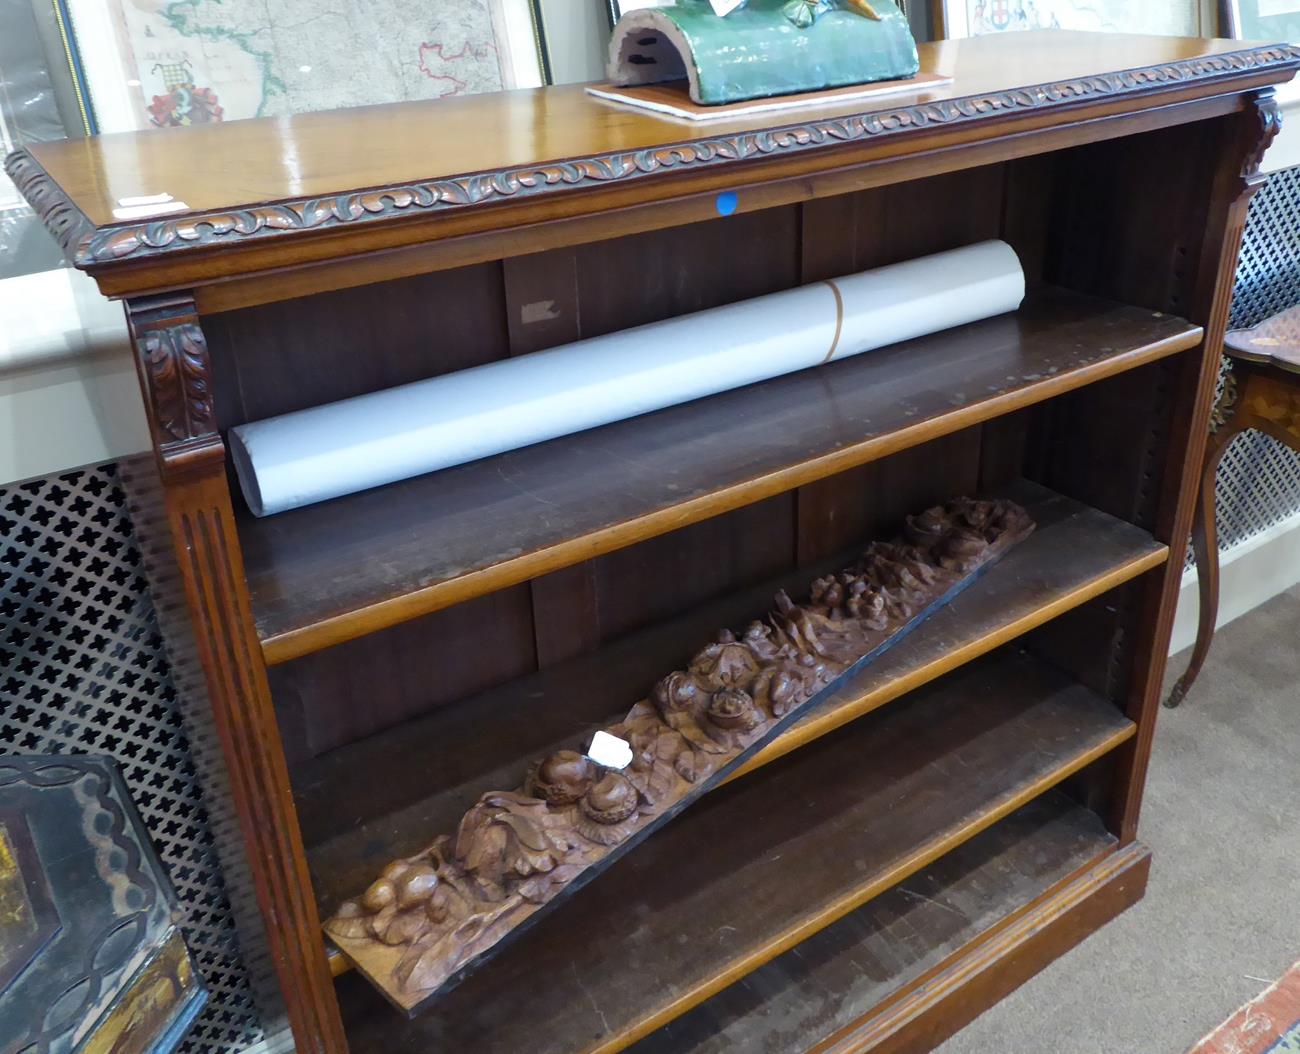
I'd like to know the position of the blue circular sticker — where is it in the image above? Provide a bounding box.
[715,191,738,216]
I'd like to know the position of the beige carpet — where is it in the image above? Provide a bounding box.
[938,585,1300,1054]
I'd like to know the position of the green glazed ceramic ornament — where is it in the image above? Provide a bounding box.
[607,0,920,106]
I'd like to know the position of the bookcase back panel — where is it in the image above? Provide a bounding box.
[792,433,986,569]
[269,585,538,764]
[529,493,797,669]
[269,425,991,761]
[241,135,1233,759]
[223,160,1031,758]
[1017,117,1237,712]
[1046,117,1227,318]
[204,163,1017,436]
[207,261,511,430]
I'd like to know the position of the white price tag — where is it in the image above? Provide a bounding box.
[586,730,633,770]
[112,200,189,220]
[116,192,175,207]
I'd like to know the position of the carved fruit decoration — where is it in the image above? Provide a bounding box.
[576,773,641,845]
[707,687,763,731]
[526,750,596,805]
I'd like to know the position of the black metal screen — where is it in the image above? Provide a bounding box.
[0,465,271,1054]
[1209,167,1300,557]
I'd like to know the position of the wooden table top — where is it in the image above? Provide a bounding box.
[1226,305,1300,374]
[6,30,1297,290]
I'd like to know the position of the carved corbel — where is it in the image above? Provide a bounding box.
[125,294,220,480]
[1239,88,1283,200]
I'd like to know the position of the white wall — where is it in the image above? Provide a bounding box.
[0,267,148,486]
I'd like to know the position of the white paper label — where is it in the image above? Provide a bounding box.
[586,730,633,770]
[116,192,174,207]
[710,0,746,14]
[112,200,190,220]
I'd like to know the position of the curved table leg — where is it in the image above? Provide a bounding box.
[1164,421,1247,708]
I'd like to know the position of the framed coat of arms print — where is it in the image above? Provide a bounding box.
[935,0,1212,38]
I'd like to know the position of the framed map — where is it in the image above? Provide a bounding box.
[64,0,549,133]
[938,0,1212,38]
[1226,0,1300,40]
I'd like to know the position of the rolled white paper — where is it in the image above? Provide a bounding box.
[230,240,1024,517]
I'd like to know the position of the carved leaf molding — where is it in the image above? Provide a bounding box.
[5,45,1298,266]
[141,322,215,445]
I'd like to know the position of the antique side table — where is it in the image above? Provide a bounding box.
[1166,305,1300,707]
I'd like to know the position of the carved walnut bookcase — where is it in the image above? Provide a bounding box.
[8,30,1295,1054]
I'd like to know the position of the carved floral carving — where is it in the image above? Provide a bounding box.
[5,46,1298,268]
[326,496,1035,1013]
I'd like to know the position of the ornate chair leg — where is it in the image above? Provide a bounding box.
[1164,422,1245,708]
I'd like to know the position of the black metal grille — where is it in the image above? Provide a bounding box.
[1211,166,1300,555]
[0,464,268,1054]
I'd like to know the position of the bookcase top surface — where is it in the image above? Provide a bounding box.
[7,30,1297,284]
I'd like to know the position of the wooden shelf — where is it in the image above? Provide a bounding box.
[624,792,1116,1054]
[331,646,1133,1053]
[297,480,1163,909]
[240,289,1198,664]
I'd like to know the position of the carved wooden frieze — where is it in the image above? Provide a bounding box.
[5,45,1298,269]
[326,496,1035,1014]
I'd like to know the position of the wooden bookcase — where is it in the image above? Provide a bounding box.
[8,29,1296,1054]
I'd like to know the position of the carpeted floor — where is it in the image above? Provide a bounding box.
[937,584,1300,1054]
